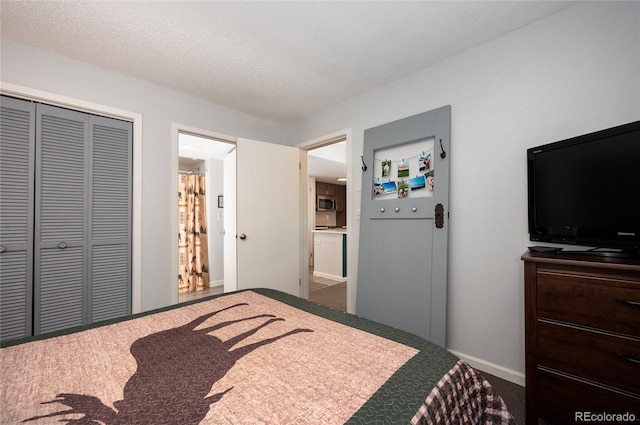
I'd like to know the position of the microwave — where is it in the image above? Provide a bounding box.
[317,195,336,211]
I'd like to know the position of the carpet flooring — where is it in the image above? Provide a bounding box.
[308,281,347,312]
[476,370,525,425]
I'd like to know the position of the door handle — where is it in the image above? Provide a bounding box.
[238,234,247,240]
[435,204,445,229]
[0,245,5,253]
[58,241,68,249]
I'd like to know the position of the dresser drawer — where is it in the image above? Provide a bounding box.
[538,369,640,425]
[538,320,640,395]
[537,272,640,337]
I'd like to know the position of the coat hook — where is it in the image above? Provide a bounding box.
[361,155,368,171]
[439,139,447,159]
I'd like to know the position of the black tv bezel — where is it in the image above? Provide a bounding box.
[527,120,640,255]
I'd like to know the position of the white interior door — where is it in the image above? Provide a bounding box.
[233,138,301,296]
[223,149,237,293]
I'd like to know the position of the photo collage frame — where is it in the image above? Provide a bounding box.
[372,137,435,200]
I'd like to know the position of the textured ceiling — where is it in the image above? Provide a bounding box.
[1,1,575,123]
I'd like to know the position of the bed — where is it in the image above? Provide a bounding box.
[1,288,515,424]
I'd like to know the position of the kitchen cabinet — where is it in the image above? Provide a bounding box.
[335,185,345,211]
[316,182,336,196]
[336,185,346,227]
[314,181,347,227]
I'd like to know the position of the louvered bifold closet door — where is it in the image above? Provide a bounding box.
[35,104,89,334]
[89,115,131,322]
[0,97,35,342]
[34,106,133,335]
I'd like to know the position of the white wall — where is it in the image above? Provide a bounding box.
[1,38,284,312]
[285,2,640,383]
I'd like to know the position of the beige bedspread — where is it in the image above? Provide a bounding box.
[1,291,418,424]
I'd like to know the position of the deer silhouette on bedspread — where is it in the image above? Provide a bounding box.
[23,302,313,425]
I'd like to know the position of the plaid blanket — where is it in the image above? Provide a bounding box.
[411,360,516,425]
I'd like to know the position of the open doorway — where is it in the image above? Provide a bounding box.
[177,132,234,303]
[305,138,348,312]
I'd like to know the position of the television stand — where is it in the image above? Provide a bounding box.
[522,251,640,425]
[561,248,640,260]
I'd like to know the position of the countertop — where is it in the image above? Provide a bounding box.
[313,227,347,234]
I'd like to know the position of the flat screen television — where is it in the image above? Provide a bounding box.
[527,120,640,257]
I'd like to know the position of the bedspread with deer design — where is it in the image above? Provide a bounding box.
[0,289,514,424]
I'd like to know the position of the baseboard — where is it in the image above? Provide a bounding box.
[448,349,525,387]
[312,271,346,282]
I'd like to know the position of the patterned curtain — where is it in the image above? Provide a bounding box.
[178,174,210,292]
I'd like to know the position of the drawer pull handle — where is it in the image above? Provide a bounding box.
[616,353,640,365]
[615,298,640,307]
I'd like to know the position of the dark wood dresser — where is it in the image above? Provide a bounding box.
[522,251,640,425]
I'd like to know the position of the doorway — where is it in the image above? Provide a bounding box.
[304,137,348,312]
[174,129,302,303]
[172,124,348,306]
[177,132,234,303]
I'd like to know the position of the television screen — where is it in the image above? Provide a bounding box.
[527,121,640,254]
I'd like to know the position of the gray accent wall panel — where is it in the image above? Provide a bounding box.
[357,219,434,339]
[357,106,451,347]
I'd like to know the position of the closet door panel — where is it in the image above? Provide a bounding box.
[91,244,130,321]
[1,98,132,340]
[91,119,131,240]
[34,105,88,334]
[38,247,85,333]
[0,252,31,340]
[37,112,87,243]
[88,115,132,321]
[0,96,35,342]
